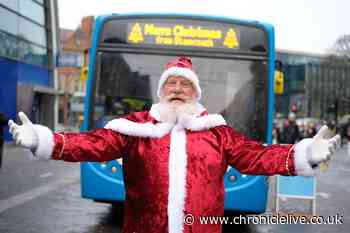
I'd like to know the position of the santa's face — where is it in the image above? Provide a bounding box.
[160,76,197,105]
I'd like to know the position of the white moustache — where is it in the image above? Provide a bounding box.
[165,94,186,102]
[158,98,199,123]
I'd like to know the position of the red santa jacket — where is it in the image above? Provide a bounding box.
[39,104,297,233]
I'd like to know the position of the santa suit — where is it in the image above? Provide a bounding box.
[34,103,300,233]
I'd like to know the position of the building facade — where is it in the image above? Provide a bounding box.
[58,16,94,129]
[0,0,59,140]
[276,49,350,122]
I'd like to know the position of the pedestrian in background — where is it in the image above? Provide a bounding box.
[0,112,8,168]
[304,122,317,138]
[272,125,282,144]
[281,112,300,144]
[345,120,350,157]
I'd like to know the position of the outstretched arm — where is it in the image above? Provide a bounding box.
[222,125,340,176]
[9,112,129,162]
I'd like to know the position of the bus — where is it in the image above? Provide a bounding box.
[81,13,276,213]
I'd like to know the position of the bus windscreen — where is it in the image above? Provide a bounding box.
[90,53,268,141]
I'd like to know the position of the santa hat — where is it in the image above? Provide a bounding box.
[157,56,202,100]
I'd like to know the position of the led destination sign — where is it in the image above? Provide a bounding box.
[127,22,240,49]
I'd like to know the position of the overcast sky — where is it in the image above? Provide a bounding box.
[58,0,349,54]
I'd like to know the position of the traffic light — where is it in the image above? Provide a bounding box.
[274,70,284,94]
[80,66,88,82]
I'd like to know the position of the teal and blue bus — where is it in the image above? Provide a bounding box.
[81,13,276,213]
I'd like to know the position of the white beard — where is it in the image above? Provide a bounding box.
[158,99,201,124]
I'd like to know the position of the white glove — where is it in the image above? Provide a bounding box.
[306,125,341,166]
[8,112,39,151]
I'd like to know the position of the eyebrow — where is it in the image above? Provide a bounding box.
[167,79,191,83]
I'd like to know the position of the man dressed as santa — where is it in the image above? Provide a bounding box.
[9,57,340,233]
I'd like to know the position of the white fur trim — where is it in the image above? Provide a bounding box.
[293,138,315,176]
[33,124,54,160]
[149,104,162,121]
[150,103,225,131]
[104,118,174,138]
[179,114,226,131]
[157,67,202,100]
[168,125,187,233]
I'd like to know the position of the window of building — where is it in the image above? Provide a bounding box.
[19,0,45,25]
[0,0,18,11]
[18,39,48,66]
[59,52,83,67]
[0,6,18,35]
[0,30,17,59]
[0,0,56,69]
[19,17,47,47]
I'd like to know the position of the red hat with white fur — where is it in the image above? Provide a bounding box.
[157,56,201,100]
